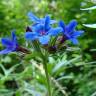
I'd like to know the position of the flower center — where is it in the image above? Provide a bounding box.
[40,31,46,36]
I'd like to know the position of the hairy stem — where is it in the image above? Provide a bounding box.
[43,62,51,96]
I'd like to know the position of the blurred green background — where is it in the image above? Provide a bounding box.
[0,0,96,96]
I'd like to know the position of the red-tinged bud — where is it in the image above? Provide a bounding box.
[26,26,32,32]
[59,35,67,44]
[16,46,30,54]
[48,46,57,53]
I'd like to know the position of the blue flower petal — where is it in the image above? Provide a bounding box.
[67,20,77,33]
[40,18,45,24]
[1,38,14,47]
[32,24,44,33]
[38,35,50,45]
[25,32,38,40]
[72,31,84,37]
[28,12,40,22]
[40,18,56,25]
[45,15,51,31]
[48,27,63,36]
[70,38,78,45]
[50,20,57,24]
[0,48,13,54]
[59,20,65,30]
[11,31,17,45]
[11,31,16,40]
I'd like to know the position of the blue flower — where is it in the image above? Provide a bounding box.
[0,31,18,54]
[27,12,56,25]
[25,15,62,45]
[59,20,84,44]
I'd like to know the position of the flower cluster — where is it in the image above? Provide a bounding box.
[25,12,63,45]
[0,12,84,54]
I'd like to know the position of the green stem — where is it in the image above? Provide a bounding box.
[43,62,51,96]
[33,41,51,95]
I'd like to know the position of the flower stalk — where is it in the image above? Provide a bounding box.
[33,41,51,96]
[43,60,51,96]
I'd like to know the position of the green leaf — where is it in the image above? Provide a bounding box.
[52,56,82,74]
[81,6,96,10]
[83,24,96,28]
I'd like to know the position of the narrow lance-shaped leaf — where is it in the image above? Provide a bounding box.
[80,6,96,10]
[83,24,96,28]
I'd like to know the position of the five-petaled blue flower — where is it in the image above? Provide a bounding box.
[25,15,62,45]
[59,20,84,44]
[0,32,18,54]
